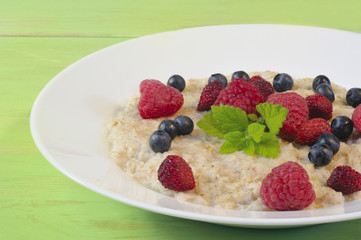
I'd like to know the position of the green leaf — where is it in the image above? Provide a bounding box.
[247,114,258,123]
[196,112,228,139]
[247,123,265,143]
[242,138,256,156]
[254,133,280,158]
[256,103,289,135]
[218,131,245,154]
[212,105,248,133]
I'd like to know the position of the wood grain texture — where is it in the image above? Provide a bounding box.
[1,0,361,37]
[2,0,361,239]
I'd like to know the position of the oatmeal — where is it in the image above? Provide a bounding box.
[108,71,361,211]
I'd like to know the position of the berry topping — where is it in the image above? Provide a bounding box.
[158,119,178,140]
[327,165,361,195]
[208,73,228,88]
[346,88,361,108]
[197,81,223,111]
[138,79,184,119]
[273,73,293,92]
[266,92,309,141]
[295,118,332,146]
[167,74,186,92]
[305,94,333,120]
[312,75,331,91]
[213,78,264,115]
[331,116,354,140]
[260,161,315,211]
[352,104,361,134]
[149,130,172,153]
[174,115,194,135]
[316,133,340,155]
[308,143,333,167]
[249,75,275,100]
[315,83,335,103]
[158,155,195,191]
[231,71,250,81]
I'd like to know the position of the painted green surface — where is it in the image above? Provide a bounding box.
[2,0,361,239]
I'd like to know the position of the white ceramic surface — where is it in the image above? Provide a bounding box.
[30,24,361,228]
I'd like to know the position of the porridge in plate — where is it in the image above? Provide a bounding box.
[108,71,361,211]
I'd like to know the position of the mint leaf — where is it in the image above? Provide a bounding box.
[247,114,258,123]
[256,103,289,135]
[254,133,280,158]
[247,123,266,143]
[212,105,248,133]
[196,112,229,139]
[219,131,246,154]
[242,138,256,156]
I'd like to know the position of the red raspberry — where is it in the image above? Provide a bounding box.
[138,79,184,119]
[327,165,361,195]
[295,118,332,145]
[260,161,315,211]
[213,78,264,115]
[158,155,195,191]
[306,94,333,120]
[249,75,275,100]
[352,104,361,134]
[267,92,309,141]
[197,81,223,111]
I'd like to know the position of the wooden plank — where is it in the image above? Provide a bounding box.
[1,0,361,38]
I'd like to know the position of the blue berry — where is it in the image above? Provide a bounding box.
[346,88,361,108]
[312,75,331,91]
[316,133,340,154]
[308,143,333,166]
[149,130,171,153]
[167,74,186,92]
[174,115,194,135]
[331,116,354,139]
[316,83,335,103]
[273,73,293,92]
[208,73,227,88]
[158,119,177,140]
[231,71,250,81]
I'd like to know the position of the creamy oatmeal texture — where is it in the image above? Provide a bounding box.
[108,71,361,211]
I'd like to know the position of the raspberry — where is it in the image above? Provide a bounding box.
[158,155,195,191]
[295,118,332,146]
[138,79,184,119]
[306,94,333,120]
[197,81,223,111]
[213,78,264,115]
[249,75,275,100]
[260,161,315,211]
[267,92,309,141]
[327,165,361,195]
[352,104,361,134]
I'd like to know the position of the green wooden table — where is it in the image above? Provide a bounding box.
[2,0,361,239]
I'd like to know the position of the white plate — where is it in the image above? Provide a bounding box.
[30,24,361,228]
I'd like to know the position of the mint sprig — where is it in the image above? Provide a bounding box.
[196,103,288,158]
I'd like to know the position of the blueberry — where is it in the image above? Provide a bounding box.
[231,71,250,81]
[312,75,331,91]
[167,74,186,92]
[316,133,340,154]
[158,119,177,140]
[308,143,333,167]
[331,116,354,139]
[316,83,335,102]
[273,73,293,92]
[208,73,227,88]
[346,88,361,108]
[149,130,171,153]
[174,115,194,135]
